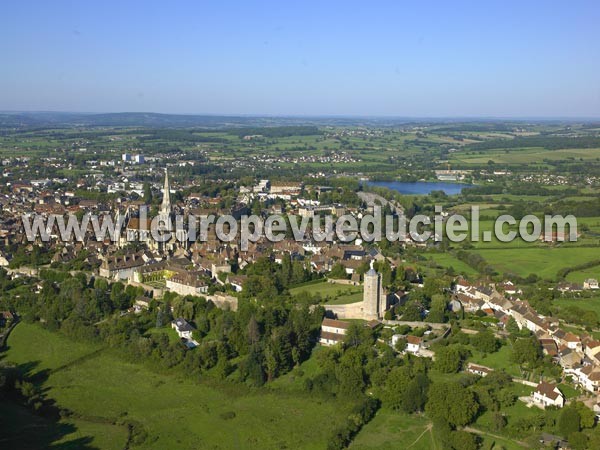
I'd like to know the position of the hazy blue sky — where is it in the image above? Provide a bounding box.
[1,0,599,117]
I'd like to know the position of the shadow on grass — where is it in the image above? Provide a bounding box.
[0,357,100,449]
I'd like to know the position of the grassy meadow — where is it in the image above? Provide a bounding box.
[290,279,363,304]
[3,322,354,450]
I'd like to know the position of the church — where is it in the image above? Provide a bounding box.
[120,168,189,256]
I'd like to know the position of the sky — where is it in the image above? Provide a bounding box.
[1,0,599,117]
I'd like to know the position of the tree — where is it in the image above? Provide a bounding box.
[385,366,411,410]
[572,401,595,429]
[471,330,499,354]
[344,322,372,348]
[279,253,292,287]
[491,412,507,431]
[434,346,465,373]
[402,373,429,413]
[425,382,479,427]
[336,359,365,398]
[329,263,347,280]
[506,316,520,335]
[568,432,588,450]
[143,182,152,203]
[402,301,423,321]
[510,337,542,367]
[247,315,260,346]
[427,294,447,323]
[449,430,478,450]
[559,406,581,437]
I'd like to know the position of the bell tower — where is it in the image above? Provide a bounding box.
[160,168,171,216]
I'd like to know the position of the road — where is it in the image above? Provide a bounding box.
[357,191,404,215]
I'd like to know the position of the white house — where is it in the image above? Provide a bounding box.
[466,362,493,377]
[171,317,195,339]
[584,278,599,290]
[406,335,422,354]
[166,272,208,297]
[319,318,349,346]
[568,365,600,393]
[533,382,564,409]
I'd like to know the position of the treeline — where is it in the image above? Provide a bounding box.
[455,250,496,277]
[546,197,600,218]
[0,262,324,387]
[462,183,579,197]
[467,135,600,151]
[557,258,600,280]
[137,129,228,143]
[228,126,321,138]
[433,123,514,132]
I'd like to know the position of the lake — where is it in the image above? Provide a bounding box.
[367,180,471,195]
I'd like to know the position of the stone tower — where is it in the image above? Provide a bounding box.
[363,260,384,320]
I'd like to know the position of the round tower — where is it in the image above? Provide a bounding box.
[363,260,381,320]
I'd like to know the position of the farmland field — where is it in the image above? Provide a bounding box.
[553,297,600,316]
[425,253,479,276]
[450,147,600,165]
[471,246,600,280]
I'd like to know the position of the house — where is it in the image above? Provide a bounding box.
[166,271,208,297]
[539,338,558,358]
[585,339,600,360]
[466,362,493,377]
[171,317,195,339]
[558,347,582,369]
[454,278,473,294]
[584,278,599,290]
[387,290,408,307]
[226,274,247,292]
[497,280,521,296]
[569,365,600,393]
[564,332,582,352]
[99,252,144,280]
[455,293,484,313]
[319,318,349,346]
[133,296,152,313]
[532,382,564,409]
[406,335,422,354]
[269,181,303,196]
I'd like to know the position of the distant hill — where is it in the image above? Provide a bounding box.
[0,111,411,129]
[0,111,588,130]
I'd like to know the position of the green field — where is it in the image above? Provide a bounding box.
[350,409,436,450]
[450,147,600,165]
[566,266,600,284]
[290,280,363,304]
[553,297,600,316]
[469,344,522,378]
[3,323,353,449]
[472,246,600,280]
[425,253,479,277]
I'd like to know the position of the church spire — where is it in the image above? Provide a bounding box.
[161,168,171,214]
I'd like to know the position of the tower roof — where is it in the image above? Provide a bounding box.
[161,168,171,213]
[366,259,377,276]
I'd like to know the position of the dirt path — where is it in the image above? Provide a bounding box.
[464,426,530,447]
[407,423,433,448]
